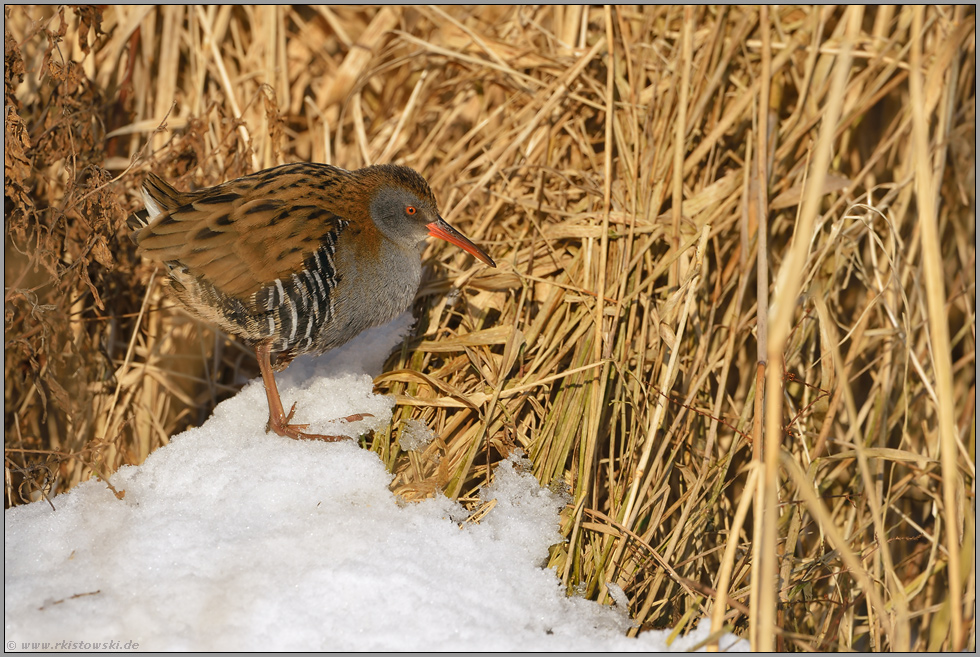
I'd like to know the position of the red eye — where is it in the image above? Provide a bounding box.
[406,206,417,215]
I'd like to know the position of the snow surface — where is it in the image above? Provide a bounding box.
[5,313,748,652]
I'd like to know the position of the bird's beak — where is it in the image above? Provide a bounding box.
[427,218,496,268]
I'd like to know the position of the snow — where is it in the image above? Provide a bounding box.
[4,313,748,652]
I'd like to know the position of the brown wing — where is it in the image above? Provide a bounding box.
[134,164,353,301]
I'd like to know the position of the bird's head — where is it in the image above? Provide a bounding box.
[364,165,496,268]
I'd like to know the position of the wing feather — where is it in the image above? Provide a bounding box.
[134,164,354,302]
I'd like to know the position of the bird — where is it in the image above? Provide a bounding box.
[129,162,496,441]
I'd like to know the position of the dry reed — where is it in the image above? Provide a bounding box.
[5,5,975,651]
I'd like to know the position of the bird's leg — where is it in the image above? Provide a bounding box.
[255,341,370,441]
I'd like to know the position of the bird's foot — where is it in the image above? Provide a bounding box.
[268,403,374,442]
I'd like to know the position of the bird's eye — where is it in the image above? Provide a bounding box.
[405,206,417,216]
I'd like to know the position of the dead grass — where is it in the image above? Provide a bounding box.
[4,5,975,651]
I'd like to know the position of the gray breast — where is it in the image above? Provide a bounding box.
[315,238,423,354]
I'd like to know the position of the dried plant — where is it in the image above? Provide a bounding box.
[5,6,975,651]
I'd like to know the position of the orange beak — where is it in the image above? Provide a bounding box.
[427,218,496,268]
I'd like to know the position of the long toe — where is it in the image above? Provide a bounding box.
[282,425,353,442]
[335,413,373,423]
[267,407,373,442]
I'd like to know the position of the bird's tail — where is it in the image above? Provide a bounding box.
[127,173,181,238]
